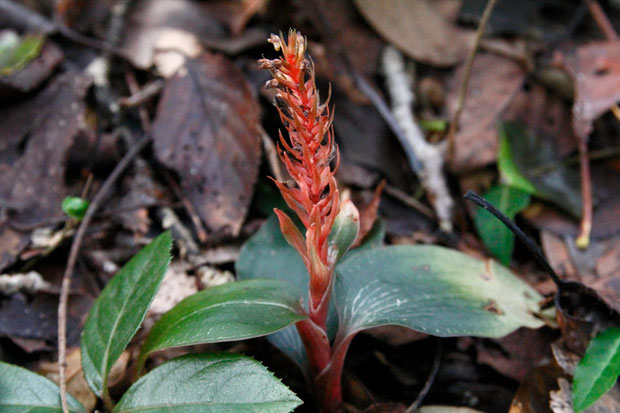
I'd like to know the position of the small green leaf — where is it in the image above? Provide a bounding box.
[115,353,302,413]
[81,232,172,398]
[138,279,306,371]
[0,32,44,76]
[328,200,360,262]
[0,361,86,412]
[335,245,545,339]
[61,196,90,221]
[573,327,620,412]
[473,185,530,265]
[497,121,582,217]
[419,119,448,132]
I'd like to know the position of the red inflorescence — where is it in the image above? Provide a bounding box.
[259,30,340,312]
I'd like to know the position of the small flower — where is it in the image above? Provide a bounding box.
[260,29,340,311]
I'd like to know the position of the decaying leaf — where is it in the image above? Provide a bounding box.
[354,0,472,66]
[0,71,91,271]
[152,51,261,237]
[446,53,526,172]
[561,40,620,138]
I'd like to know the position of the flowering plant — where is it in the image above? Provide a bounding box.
[33,30,547,413]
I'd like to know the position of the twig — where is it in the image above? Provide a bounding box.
[381,46,454,231]
[585,0,618,39]
[58,135,152,412]
[575,139,593,249]
[463,190,563,288]
[118,79,164,109]
[447,0,499,160]
[404,340,442,413]
[383,184,435,219]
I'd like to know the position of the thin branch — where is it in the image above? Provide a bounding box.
[447,0,500,159]
[584,0,618,40]
[404,339,442,413]
[58,135,152,412]
[384,184,435,219]
[463,191,563,288]
[382,46,454,231]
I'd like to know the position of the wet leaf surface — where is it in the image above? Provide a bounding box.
[152,51,261,237]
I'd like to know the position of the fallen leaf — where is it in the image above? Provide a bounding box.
[0,36,63,99]
[476,328,552,382]
[0,70,91,271]
[152,51,262,237]
[561,40,620,138]
[121,0,225,69]
[446,53,526,172]
[354,0,472,66]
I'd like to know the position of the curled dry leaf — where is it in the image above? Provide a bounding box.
[354,0,472,66]
[152,51,261,237]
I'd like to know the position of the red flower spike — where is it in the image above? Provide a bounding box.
[260,29,340,319]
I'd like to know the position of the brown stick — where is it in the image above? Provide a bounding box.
[585,0,618,39]
[447,0,500,160]
[58,135,151,412]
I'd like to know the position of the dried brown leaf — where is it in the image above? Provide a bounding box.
[152,52,261,237]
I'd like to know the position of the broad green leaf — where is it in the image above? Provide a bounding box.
[473,185,530,265]
[138,279,306,371]
[335,245,545,339]
[497,121,582,217]
[236,214,385,370]
[0,32,44,76]
[573,327,620,412]
[81,232,172,398]
[0,361,86,412]
[115,353,302,413]
[61,196,89,221]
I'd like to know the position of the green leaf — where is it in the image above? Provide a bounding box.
[0,361,86,412]
[573,327,620,412]
[81,232,172,398]
[61,196,90,221]
[328,200,360,263]
[418,119,447,132]
[473,185,530,265]
[335,245,545,339]
[114,353,302,413]
[497,121,582,217]
[137,279,306,371]
[0,32,44,76]
[236,214,385,370]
